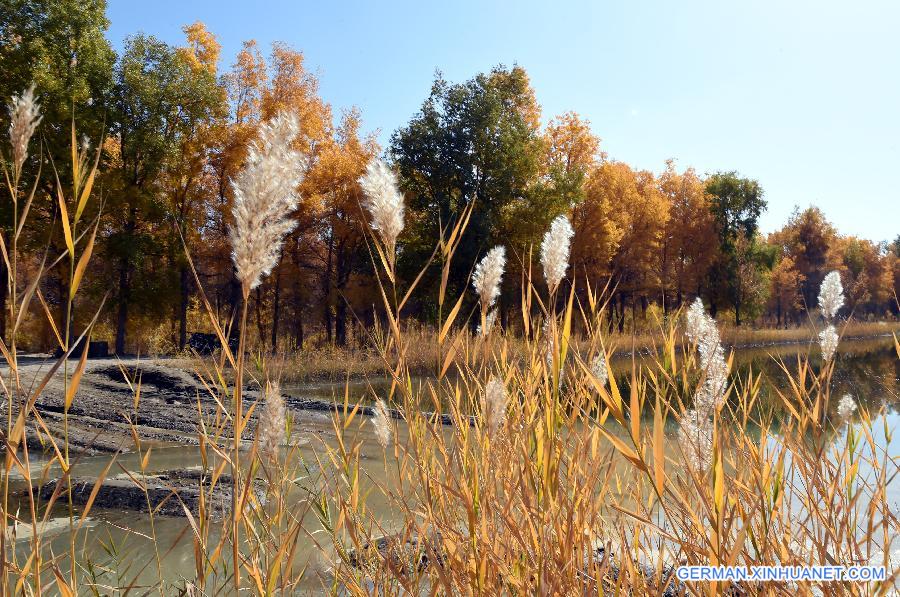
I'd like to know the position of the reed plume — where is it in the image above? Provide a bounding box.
[818,325,839,362]
[684,298,728,414]
[540,214,574,293]
[482,377,508,436]
[371,399,393,450]
[679,298,728,470]
[473,246,505,335]
[359,159,405,267]
[473,246,506,312]
[256,381,286,462]
[816,270,844,362]
[229,113,306,294]
[818,270,844,321]
[836,394,856,420]
[591,353,608,387]
[7,84,41,180]
[678,408,713,471]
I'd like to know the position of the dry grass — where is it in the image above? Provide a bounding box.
[192,319,900,385]
[307,285,900,595]
[2,113,899,596]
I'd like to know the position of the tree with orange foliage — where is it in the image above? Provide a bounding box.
[179,21,221,74]
[841,237,895,317]
[770,206,842,311]
[544,111,603,177]
[656,160,718,313]
[576,161,668,331]
[767,254,805,326]
[304,109,379,346]
[203,40,335,348]
[200,41,267,326]
[257,43,332,346]
[166,22,227,349]
[570,161,623,290]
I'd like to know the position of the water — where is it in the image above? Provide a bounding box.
[5,336,898,592]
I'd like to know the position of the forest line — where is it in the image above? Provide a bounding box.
[2,3,898,355]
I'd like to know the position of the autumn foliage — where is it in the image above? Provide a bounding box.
[0,10,897,356]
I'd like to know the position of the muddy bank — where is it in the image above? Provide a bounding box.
[35,468,236,518]
[4,356,341,457]
[2,356,462,459]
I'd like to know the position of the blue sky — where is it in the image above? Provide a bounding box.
[106,0,899,242]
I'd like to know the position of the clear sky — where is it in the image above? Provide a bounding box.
[106,0,900,242]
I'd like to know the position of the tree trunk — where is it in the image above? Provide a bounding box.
[178,265,190,351]
[114,205,137,355]
[617,295,625,334]
[115,255,131,355]
[335,299,347,346]
[294,312,304,350]
[322,233,334,344]
[291,254,305,350]
[333,241,354,347]
[631,294,637,329]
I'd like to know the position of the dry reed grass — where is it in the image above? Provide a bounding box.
[1,94,898,597]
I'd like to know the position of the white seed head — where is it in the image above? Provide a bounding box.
[540,215,574,292]
[685,298,707,344]
[7,84,42,177]
[256,381,286,461]
[472,246,506,310]
[359,159,405,256]
[678,408,713,471]
[477,308,497,337]
[684,298,728,414]
[591,353,608,388]
[819,324,839,362]
[818,271,844,321]
[230,113,306,291]
[836,394,856,420]
[371,399,393,450]
[483,377,508,436]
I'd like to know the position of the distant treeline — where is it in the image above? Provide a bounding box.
[1,0,897,353]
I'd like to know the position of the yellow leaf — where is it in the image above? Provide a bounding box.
[58,189,74,257]
[53,567,75,597]
[37,288,64,349]
[713,446,725,517]
[439,291,465,344]
[75,147,101,223]
[65,333,90,410]
[70,220,97,299]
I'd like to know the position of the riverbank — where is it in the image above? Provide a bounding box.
[3,331,896,594]
[231,320,900,383]
[7,324,895,458]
